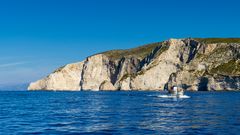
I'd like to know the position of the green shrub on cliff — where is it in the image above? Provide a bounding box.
[195,38,240,44]
[103,42,162,60]
[210,60,240,76]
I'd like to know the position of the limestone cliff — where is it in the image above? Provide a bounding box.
[28,62,83,91]
[28,38,240,91]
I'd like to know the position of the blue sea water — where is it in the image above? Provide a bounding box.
[0,91,240,135]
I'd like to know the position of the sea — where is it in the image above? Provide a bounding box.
[0,91,239,135]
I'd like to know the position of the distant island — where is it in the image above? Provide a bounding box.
[28,38,240,91]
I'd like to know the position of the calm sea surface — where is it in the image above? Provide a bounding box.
[0,91,240,135]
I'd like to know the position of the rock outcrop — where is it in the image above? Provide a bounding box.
[28,62,84,91]
[28,38,240,91]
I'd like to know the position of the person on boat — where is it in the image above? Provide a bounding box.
[168,86,178,95]
[168,85,184,96]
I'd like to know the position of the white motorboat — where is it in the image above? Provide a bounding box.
[158,86,190,99]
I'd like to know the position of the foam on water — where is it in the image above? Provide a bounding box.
[158,95,191,98]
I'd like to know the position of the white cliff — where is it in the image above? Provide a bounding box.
[80,54,113,90]
[28,62,84,91]
[28,38,240,91]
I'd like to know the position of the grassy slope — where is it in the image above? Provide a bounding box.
[194,38,240,44]
[102,42,163,60]
[102,38,240,61]
[210,60,240,76]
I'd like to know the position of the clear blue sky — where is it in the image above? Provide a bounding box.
[0,0,239,85]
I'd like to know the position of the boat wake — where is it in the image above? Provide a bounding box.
[158,95,190,99]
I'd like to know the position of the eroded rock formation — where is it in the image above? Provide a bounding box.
[28,38,240,91]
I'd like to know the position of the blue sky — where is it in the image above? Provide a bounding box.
[0,0,240,86]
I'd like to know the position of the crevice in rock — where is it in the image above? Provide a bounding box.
[79,59,88,90]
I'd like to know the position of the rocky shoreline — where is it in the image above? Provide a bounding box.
[28,38,240,91]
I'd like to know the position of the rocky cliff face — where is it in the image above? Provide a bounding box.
[28,38,240,91]
[29,62,84,91]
